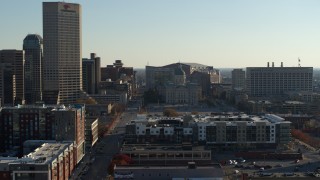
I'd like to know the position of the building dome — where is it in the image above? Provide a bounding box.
[174,66,185,76]
[174,65,186,85]
[23,34,43,44]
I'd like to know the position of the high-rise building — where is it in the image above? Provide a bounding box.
[0,50,25,106]
[231,69,246,90]
[43,2,82,104]
[23,34,43,104]
[246,63,313,98]
[82,53,101,94]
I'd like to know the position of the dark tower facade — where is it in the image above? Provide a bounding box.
[82,53,101,94]
[23,34,43,104]
[0,50,25,106]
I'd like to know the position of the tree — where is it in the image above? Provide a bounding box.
[143,88,161,105]
[76,97,97,104]
[111,103,125,115]
[191,111,199,115]
[108,154,132,175]
[163,108,179,117]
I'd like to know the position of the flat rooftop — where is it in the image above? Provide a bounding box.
[131,113,290,126]
[114,164,224,180]
[115,164,222,170]
[11,142,73,165]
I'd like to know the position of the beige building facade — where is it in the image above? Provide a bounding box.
[43,2,82,104]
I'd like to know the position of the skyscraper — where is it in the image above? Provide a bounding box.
[43,2,82,104]
[82,53,101,94]
[23,34,43,104]
[0,50,25,106]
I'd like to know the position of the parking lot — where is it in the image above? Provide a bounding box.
[216,150,320,179]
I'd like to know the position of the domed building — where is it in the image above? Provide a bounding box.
[174,65,186,86]
[165,64,201,105]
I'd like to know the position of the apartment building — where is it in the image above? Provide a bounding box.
[0,142,75,180]
[125,114,291,148]
[0,104,85,163]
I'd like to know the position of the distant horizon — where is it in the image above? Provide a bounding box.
[137,65,320,68]
[1,0,320,68]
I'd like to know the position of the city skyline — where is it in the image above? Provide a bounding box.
[1,0,320,68]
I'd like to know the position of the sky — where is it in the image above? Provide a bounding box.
[1,0,320,68]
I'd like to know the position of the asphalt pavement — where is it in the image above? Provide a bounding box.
[71,111,137,180]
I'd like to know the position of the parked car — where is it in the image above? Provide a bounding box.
[235,164,244,168]
[283,172,294,177]
[259,167,264,172]
[265,165,272,169]
[260,173,273,177]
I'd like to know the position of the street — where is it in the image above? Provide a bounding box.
[70,111,137,180]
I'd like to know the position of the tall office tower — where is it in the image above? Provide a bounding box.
[246,62,313,98]
[82,53,101,94]
[0,50,25,106]
[231,69,246,90]
[43,2,82,104]
[23,34,43,104]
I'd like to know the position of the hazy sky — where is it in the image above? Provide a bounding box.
[1,0,320,68]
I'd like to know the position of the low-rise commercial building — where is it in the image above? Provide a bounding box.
[120,144,211,165]
[114,163,223,180]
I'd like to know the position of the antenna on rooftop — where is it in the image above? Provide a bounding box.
[298,58,301,67]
